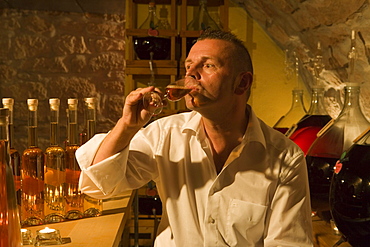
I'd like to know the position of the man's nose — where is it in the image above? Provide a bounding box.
[185,66,200,80]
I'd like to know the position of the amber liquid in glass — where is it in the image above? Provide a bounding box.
[165,85,192,101]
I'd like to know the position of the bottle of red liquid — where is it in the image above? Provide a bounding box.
[306,83,370,214]
[330,127,370,247]
[287,86,332,154]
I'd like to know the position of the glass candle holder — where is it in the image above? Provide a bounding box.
[21,228,33,245]
[34,227,63,246]
[330,219,341,235]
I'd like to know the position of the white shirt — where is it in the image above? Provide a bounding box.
[77,107,313,247]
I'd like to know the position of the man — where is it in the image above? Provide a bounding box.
[77,30,314,246]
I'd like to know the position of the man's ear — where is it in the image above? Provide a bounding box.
[234,72,253,95]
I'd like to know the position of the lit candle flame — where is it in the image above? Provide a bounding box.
[39,227,56,233]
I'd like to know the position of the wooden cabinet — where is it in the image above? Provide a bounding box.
[125,0,181,115]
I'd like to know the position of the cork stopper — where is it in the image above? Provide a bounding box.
[27,99,38,111]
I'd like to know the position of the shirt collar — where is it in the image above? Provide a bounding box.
[181,105,267,149]
[243,105,267,149]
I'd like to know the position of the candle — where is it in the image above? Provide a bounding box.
[35,227,63,246]
[39,227,56,233]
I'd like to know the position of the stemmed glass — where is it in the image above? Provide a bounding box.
[143,76,196,115]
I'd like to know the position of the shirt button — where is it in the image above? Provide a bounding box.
[208,216,215,224]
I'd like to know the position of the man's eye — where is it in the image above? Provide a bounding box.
[204,64,214,68]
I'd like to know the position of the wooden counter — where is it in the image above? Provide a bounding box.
[24,191,135,247]
[312,216,352,247]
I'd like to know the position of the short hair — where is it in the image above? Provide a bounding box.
[197,29,253,74]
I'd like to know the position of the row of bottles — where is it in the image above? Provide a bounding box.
[133,0,221,61]
[2,97,102,228]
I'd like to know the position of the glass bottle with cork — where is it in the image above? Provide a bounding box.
[65,98,84,220]
[82,97,103,217]
[0,108,22,247]
[133,1,171,60]
[21,99,44,226]
[2,98,21,212]
[44,98,66,223]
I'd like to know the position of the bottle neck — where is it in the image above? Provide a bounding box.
[340,86,362,114]
[67,109,78,146]
[140,4,158,29]
[307,88,327,115]
[49,109,59,146]
[28,110,38,147]
[85,107,96,140]
[290,90,306,112]
[0,117,8,141]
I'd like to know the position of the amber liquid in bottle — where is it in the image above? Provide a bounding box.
[2,98,22,213]
[65,99,84,220]
[21,99,45,226]
[83,98,102,217]
[44,99,66,223]
[0,107,22,247]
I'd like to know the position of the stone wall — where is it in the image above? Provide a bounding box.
[0,8,126,153]
[237,0,370,120]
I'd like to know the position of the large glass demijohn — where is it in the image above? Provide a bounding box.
[330,127,370,246]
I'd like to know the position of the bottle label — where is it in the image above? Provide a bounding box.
[334,160,342,174]
[147,28,159,36]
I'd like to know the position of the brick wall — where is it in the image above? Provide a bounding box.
[0,8,126,153]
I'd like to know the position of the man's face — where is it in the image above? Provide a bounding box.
[184,39,239,111]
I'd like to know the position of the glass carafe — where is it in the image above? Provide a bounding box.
[306,83,370,213]
[330,127,370,247]
[21,99,44,226]
[273,88,307,134]
[65,98,84,220]
[287,86,332,154]
[0,108,22,247]
[133,1,171,60]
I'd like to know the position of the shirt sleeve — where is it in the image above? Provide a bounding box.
[76,132,158,199]
[264,151,314,247]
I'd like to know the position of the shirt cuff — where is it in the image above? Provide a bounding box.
[76,133,129,198]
